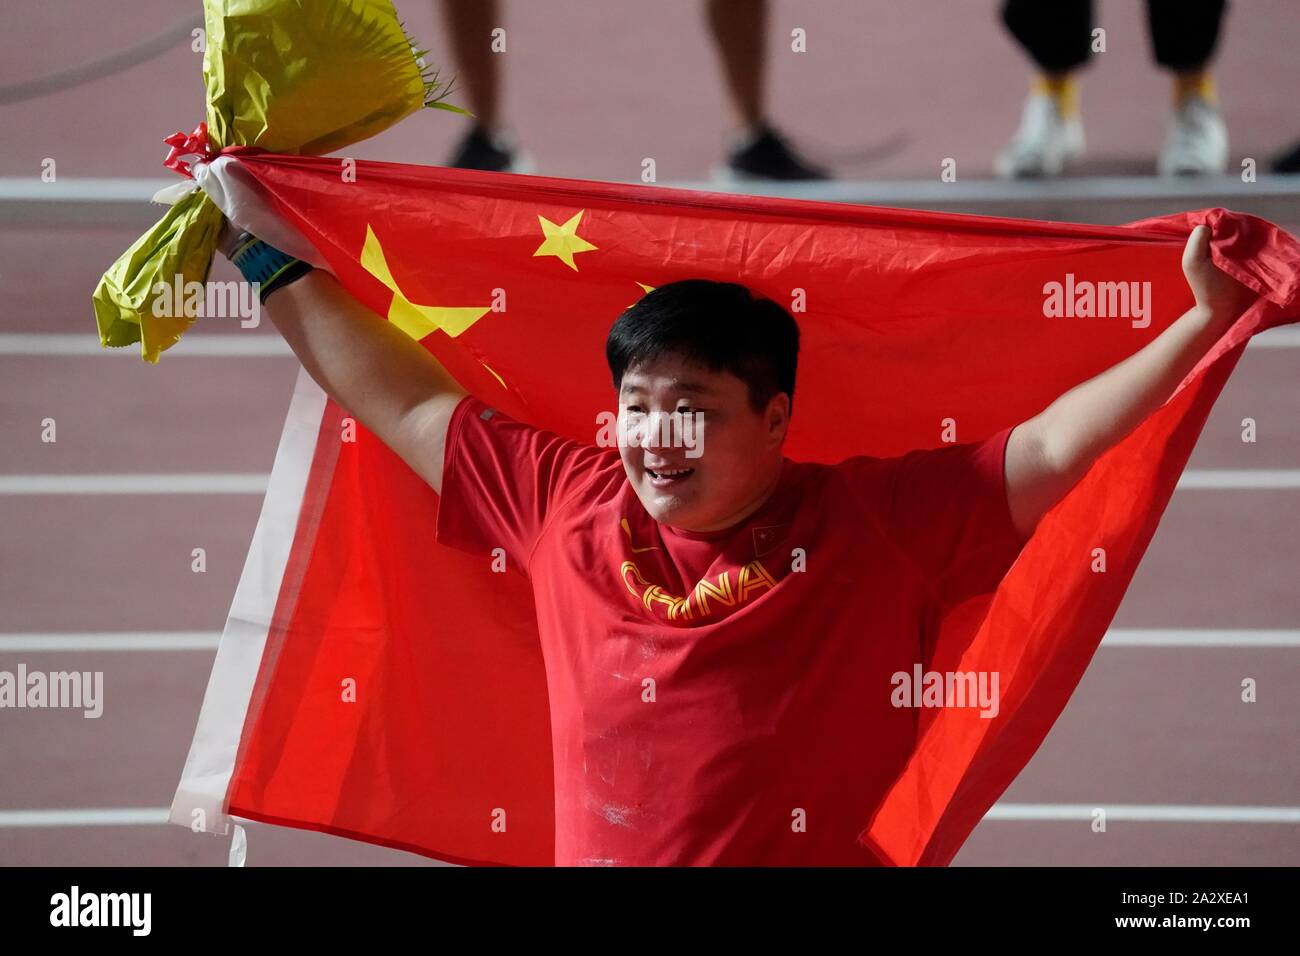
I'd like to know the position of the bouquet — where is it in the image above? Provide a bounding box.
[92,0,463,362]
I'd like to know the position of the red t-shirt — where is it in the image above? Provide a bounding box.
[436,395,1024,866]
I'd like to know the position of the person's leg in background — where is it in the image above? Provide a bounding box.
[1148,0,1230,175]
[1272,139,1300,174]
[705,0,829,181]
[440,0,533,172]
[995,0,1092,178]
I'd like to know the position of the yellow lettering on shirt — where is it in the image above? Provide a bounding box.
[620,558,776,623]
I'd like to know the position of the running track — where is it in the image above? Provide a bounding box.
[1,0,1297,866]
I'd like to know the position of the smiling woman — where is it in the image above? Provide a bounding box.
[613,352,789,532]
[603,279,800,532]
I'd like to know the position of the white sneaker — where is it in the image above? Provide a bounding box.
[994,92,1085,179]
[1157,93,1228,175]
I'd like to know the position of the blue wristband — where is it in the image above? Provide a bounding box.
[228,232,314,303]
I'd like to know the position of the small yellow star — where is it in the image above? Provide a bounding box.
[627,281,656,309]
[534,211,598,271]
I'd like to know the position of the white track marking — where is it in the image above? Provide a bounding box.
[0,474,269,494]
[4,174,1298,204]
[2,805,1295,828]
[1175,470,1300,489]
[0,809,170,827]
[1103,629,1300,647]
[1,629,1292,653]
[0,333,290,356]
[0,632,220,652]
[985,805,1300,823]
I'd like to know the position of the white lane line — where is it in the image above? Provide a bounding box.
[0,809,170,828]
[1250,327,1300,348]
[986,805,1300,823]
[1,629,1291,654]
[0,632,220,652]
[1103,629,1300,647]
[1176,469,1300,489]
[1,470,1296,495]
[0,179,177,202]
[0,474,269,494]
[654,175,1300,203]
[6,174,1299,203]
[2,804,1295,828]
[0,330,1295,356]
[0,333,291,356]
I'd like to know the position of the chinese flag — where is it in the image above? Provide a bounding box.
[172,149,1300,865]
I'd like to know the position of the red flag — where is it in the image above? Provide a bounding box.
[172,149,1300,865]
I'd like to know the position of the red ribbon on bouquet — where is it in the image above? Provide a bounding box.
[162,121,217,178]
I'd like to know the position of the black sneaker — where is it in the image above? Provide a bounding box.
[716,124,831,182]
[446,124,533,173]
[1273,138,1300,174]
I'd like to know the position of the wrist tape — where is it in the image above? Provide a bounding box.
[228,232,314,303]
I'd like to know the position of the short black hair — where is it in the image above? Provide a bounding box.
[605,279,800,415]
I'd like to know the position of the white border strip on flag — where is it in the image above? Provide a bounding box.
[168,366,327,836]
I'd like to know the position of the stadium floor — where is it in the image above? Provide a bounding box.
[1,0,1297,866]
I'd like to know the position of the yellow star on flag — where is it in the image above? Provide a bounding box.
[534,211,598,271]
[360,225,492,340]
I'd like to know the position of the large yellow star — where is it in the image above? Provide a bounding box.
[360,225,491,340]
[533,211,598,271]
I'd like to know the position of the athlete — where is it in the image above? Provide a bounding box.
[219,219,1250,864]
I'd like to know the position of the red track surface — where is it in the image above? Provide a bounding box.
[1,1,1297,866]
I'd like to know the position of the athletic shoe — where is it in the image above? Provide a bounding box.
[1157,93,1229,175]
[713,124,831,182]
[1273,139,1300,174]
[446,125,535,174]
[993,92,1085,179]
